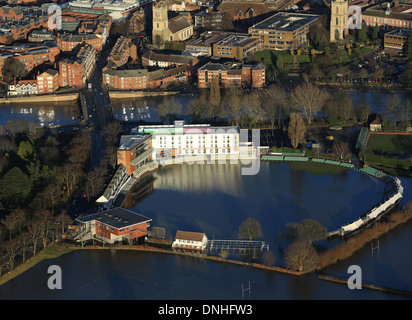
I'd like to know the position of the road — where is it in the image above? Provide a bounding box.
[65,36,119,219]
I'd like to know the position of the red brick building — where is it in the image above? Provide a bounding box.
[103,65,191,90]
[0,6,23,20]
[141,50,199,68]
[75,208,152,245]
[0,41,60,77]
[56,33,103,52]
[197,62,265,88]
[37,69,59,94]
[59,44,95,87]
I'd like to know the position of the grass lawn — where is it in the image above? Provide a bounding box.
[248,50,310,66]
[367,134,412,156]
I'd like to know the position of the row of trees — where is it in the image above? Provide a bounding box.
[236,217,328,273]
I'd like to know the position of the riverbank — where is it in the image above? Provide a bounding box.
[0,245,76,286]
[0,93,79,104]
[109,90,179,99]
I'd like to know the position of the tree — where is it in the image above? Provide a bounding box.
[372,23,379,40]
[223,87,243,126]
[333,141,349,160]
[0,167,32,207]
[153,34,164,49]
[263,251,275,266]
[355,101,371,124]
[238,218,263,242]
[286,219,327,244]
[4,238,20,270]
[185,98,209,122]
[284,239,320,272]
[289,83,329,124]
[209,77,221,120]
[2,58,27,82]
[357,22,367,43]
[17,140,35,162]
[385,95,402,124]
[103,121,123,146]
[157,96,183,124]
[262,85,286,129]
[288,113,306,149]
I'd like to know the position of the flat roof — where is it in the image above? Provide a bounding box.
[249,12,320,32]
[76,208,152,229]
[118,134,151,151]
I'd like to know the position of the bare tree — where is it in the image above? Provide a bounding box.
[262,85,286,129]
[223,86,243,126]
[185,98,209,122]
[103,121,123,146]
[209,77,221,120]
[288,112,306,149]
[284,239,320,272]
[1,209,27,241]
[333,141,349,160]
[27,219,42,256]
[18,231,30,262]
[4,238,20,270]
[289,83,329,125]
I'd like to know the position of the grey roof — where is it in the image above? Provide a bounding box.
[198,62,229,71]
[249,12,320,32]
[118,134,151,151]
[76,208,152,229]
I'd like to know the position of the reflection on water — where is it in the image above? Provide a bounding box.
[0,162,411,300]
[0,101,80,127]
[130,162,385,244]
[111,91,409,124]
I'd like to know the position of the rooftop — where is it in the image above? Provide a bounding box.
[118,134,151,151]
[76,208,152,229]
[249,12,320,32]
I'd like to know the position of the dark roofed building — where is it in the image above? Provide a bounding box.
[142,49,199,67]
[75,208,152,244]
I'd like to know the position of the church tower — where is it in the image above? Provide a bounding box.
[330,0,348,42]
[152,1,169,47]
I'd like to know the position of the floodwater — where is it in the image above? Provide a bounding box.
[0,162,411,300]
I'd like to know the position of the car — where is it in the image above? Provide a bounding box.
[100,92,103,96]
[82,192,87,198]
[73,126,79,131]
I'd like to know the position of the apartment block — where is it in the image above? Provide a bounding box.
[197,62,265,88]
[248,12,320,50]
[0,41,60,77]
[59,43,95,87]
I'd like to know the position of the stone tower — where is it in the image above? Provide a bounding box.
[152,1,169,48]
[330,0,349,42]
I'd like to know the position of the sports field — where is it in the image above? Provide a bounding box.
[367,134,412,156]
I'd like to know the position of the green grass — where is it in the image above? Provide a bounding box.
[248,50,310,66]
[367,134,412,156]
